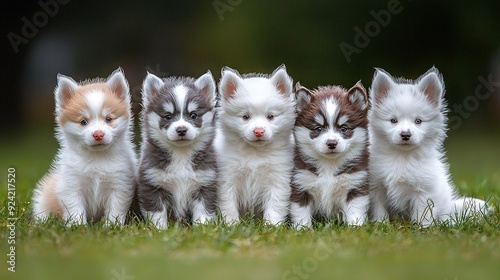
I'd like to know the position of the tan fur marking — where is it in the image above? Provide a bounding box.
[57,83,129,125]
[102,92,130,127]
[39,173,63,216]
[57,88,88,125]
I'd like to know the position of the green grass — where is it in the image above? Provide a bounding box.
[1,125,499,280]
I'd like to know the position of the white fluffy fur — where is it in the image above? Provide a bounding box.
[291,167,369,227]
[368,67,488,226]
[32,68,136,226]
[215,65,296,225]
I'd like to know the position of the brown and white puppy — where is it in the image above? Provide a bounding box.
[32,68,137,226]
[137,71,218,229]
[290,82,370,228]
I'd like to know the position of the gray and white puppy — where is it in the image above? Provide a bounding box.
[137,71,217,229]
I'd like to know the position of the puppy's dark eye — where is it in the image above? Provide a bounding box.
[267,114,274,120]
[390,118,398,124]
[164,113,173,120]
[415,118,422,124]
[242,114,250,120]
[340,125,349,133]
[314,127,323,133]
[105,117,112,123]
[190,113,198,120]
[80,119,88,126]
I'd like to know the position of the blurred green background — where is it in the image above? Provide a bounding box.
[3,0,500,134]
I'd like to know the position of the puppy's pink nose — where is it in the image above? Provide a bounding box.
[93,130,104,141]
[254,128,265,138]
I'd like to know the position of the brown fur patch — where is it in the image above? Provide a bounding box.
[57,83,130,125]
[102,90,130,127]
[296,85,369,140]
[290,185,312,207]
[335,147,369,175]
[346,181,369,202]
[57,88,89,125]
[294,147,318,175]
[291,147,317,207]
[334,87,368,130]
[39,173,63,216]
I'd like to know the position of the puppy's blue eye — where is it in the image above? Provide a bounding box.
[164,113,173,120]
[340,125,349,133]
[315,127,323,133]
[80,119,88,126]
[190,113,198,120]
[105,117,112,123]
[242,114,250,120]
[415,118,422,124]
[390,118,398,124]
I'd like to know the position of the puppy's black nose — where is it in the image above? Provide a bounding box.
[326,139,338,150]
[400,131,412,141]
[176,126,188,136]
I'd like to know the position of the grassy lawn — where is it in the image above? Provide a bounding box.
[1,124,499,280]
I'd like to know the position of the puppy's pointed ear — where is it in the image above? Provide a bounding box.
[54,74,78,112]
[347,81,369,110]
[195,70,216,103]
[417,67,444,107]
[371,68,395,104]
[295,82,313,111]
[106,68,130,101]
[219,66,243,101]
[270,64,293,95]
[142,72,164,105]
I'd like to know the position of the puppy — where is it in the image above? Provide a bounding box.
[215,65,296,225]
[32,68,137,226]
[368,67,488,226]
[290,82,370,228]
[137,71,217,229]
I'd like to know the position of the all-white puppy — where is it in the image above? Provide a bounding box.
[368,67,488,226]
[215,65,296,225]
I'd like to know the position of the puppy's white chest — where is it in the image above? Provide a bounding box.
[147,161,215,191]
